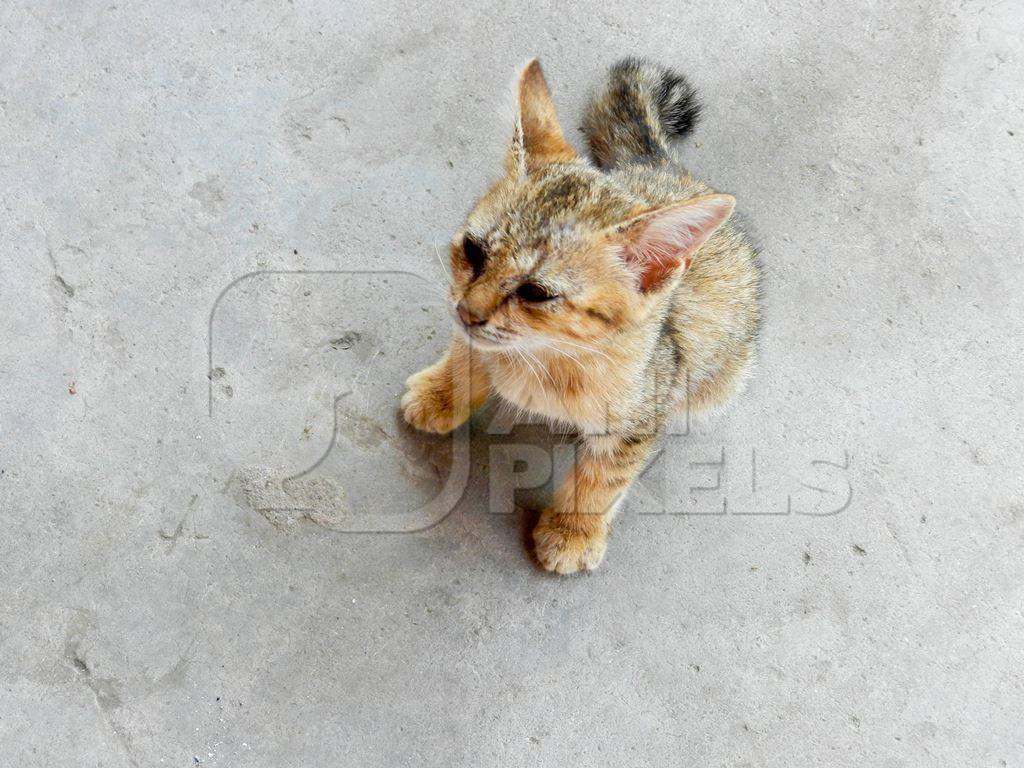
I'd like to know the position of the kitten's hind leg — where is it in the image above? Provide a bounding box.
[401,337,490,434]
[533,430,657,574]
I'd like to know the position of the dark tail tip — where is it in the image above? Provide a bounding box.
[654,67,701,138]
[611,56,702,140]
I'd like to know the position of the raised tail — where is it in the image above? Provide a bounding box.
[581,57,702,170]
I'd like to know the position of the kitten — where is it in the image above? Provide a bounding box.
[402,58,760,574]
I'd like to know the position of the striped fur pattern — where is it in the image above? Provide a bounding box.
[401,59,760,574]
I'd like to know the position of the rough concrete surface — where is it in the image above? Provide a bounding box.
[1,1,1022,765]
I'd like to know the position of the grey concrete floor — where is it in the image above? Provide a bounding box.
[2,1,1023,765]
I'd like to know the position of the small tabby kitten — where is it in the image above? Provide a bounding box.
[402,58,759,574]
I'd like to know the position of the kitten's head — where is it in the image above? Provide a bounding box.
[448,60,733,352]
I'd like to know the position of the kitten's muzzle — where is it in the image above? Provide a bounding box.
[456,300,487,328]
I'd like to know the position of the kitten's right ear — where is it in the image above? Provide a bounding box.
[610,194,735,293]
[506,59,577,177]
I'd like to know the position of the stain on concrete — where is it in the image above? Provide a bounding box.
[158,513,209,551]
[54,272,75,297]
[337,406,389,450]
[236,467,348,530]
[207,366,233,399]
[188,175,227,216]
[329,331,362,350]
[47,246,79,299]
[152,644,194,691]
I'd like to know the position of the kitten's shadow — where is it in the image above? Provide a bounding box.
[517,505,544,569]
[392,400,571,569]
[464,401,574,570]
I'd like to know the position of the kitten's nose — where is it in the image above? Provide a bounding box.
[456,301,486,327]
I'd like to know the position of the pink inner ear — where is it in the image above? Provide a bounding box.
[624,195,734,292]
[627,248,681,292]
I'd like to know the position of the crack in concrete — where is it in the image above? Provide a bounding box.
[63,610,139,768]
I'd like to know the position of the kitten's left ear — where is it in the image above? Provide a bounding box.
[507,59,577,176]
[611,194,735,292]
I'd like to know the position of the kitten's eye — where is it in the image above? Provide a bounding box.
[515,282,557,303]
[462,236,487,276]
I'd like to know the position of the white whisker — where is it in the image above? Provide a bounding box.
[520,346,554,385]
[551,337,615,363]
[433,244,452,279]
[415,273,452,304]
[537,340,586,371]
[513,347,544,390]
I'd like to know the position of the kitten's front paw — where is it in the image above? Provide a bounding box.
[401,367,459,434]
[532,510,608,575]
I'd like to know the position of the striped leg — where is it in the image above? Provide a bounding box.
[533,431,656,574]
